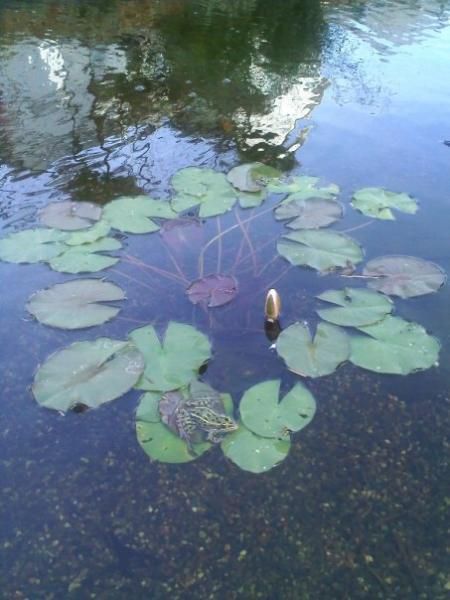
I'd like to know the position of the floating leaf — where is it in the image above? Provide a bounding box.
[363,255,446,298]
[136,391,210,463]
[39,201,102,230]
[351,187,418,220]
[186,274,238,307]
[130,322,211,392]
[274,197,343,229]
[277,230,363,272]
[65,220,111,245]
[171,167,237,217]
[33,338,144,411]
[136,391,161,423]
[238,190,267,209]
[268,175,339,201]
[0,229,67,263]
[317,288,393,327]
[240,380,316,439]
[48,238,121,273]
[350,316,440,375]
[276,322,350,377]
[227,163,280,193]
[103,196,177,234]
[221,425,290,473]
[160,217,202,251]
[26,279,125,329]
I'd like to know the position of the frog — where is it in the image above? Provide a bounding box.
[159,380,237,449]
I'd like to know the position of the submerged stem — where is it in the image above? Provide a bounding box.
[216,216,222,274]
[340,220,374,234]
[234,208,257,275]
[123,254,186,284]
[197,204,274,277]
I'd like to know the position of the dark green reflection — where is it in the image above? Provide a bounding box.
[0,0,326,170]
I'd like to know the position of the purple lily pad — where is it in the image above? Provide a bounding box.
[160,217,202,253]
[187,274,238,307]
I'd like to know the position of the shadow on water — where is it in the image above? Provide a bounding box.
[1,0,450,598]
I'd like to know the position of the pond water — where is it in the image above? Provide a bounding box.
[1,0,450,598]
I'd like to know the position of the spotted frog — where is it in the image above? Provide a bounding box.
[160,381,237,448]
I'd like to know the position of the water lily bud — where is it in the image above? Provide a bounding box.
[265,288,281,321]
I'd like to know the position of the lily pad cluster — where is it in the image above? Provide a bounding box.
[0,161,446,476]
[276,289,440,377]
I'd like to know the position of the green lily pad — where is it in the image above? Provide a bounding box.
[238,189,267,209]
[171,167,237,217]
[274,197,343,229]
[221,424,290,473]
[26,279,125,329]
[136,391,211,463]
[103,196,177,234]
[268,175,339,201]
[350,316,440,375]
[317,288,393,327]
[48,238,121,273]
[130,322,212,392]
[136,420,211,463]
[227,163,280,193]
[363,255,446,298]
[276,322,350,377]
[277,229,363,272]
[0,229,67,263]
[33,338,144,411]
[65,220,111,245]
[351,187,418,220]
[136,391,161,423]
[240,380,316,439]
[39,201,102,230]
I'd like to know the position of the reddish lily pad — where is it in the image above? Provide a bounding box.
[187,274,238,307]
[364,255,446,298]
[160,217,203,252]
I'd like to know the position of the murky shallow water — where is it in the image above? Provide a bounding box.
[1,1,450,598]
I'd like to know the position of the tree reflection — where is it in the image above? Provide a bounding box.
[0,0,327,175]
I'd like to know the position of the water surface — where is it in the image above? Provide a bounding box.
[1,1,450,598]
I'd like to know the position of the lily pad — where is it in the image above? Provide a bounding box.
[227,163,280,193]
[26,279,125,329]
[240,380,316,439]
[32,338,144,411]
[268,175,339,201]
[238,190,267,209]
[39,201,102,230]
[48,238,121,273]
[350,316,440,375]
[351,187,418,220]
[221,425,290,473]
[317,288,393,327]
[103,196,177,234]
[277,229,363,272]
[136,391,211,463]
[160,217,202,250]
[65,220,111,245]
[363,255,446,298]
[186,274,238,307]
[171,167,237,217]
[274,197,343,229]
[129,322,211,392]
[0,229,67,263]
[276,322,350,377]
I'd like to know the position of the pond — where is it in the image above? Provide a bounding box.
[1,0,449,598]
